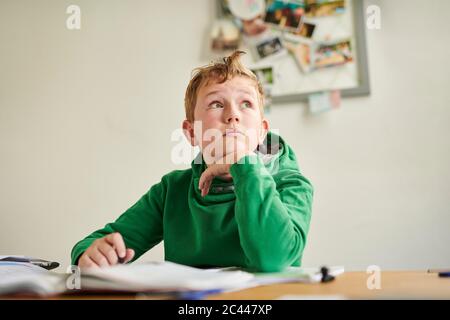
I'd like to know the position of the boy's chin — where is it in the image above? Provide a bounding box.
[201,139,258,164]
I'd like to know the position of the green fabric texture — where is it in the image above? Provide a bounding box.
[70,132,313,272]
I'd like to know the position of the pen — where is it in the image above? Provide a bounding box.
[438,272,450,278]
[30,260,60,270]
[427,269,450,274]
[1,257,60,270]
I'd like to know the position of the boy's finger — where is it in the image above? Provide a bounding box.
[205,179,212,194]
[199,169,211,190]
[200,165,223,188]
[123,248,135,264]
[198,175,204,190]
[105,232,126,259]
[200,177,208,196]
[97,241,119,265]
[202,179,212,197]
[79,254,99,269]
[90,248,110,267]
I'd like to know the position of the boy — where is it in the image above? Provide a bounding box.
[71,51,313,272]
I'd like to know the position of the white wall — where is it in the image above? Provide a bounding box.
[1,0,449,271]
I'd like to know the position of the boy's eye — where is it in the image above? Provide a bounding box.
[241,101,252,108]
[209,102,224,109]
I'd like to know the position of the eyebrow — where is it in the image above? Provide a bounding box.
[205,89,255,98]
[205,90,221,97]
[236,89,255,96]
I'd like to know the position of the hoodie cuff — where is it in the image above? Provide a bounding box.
[229,154,270,183]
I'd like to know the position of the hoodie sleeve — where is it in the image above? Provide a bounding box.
[70,180,165,265]
[229,154,313,272]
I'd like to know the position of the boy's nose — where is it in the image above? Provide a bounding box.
[224,103,241,123]
[226,115,240,124]
[224,107,241,123]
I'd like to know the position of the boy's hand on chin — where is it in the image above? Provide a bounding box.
[199,148,255,197]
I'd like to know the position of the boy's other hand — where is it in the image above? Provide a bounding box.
[78,232,135,269]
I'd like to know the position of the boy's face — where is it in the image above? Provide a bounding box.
[183,76,269,164]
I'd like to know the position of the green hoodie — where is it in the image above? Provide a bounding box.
[71,132,313,272]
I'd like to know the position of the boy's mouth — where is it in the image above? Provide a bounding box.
[223,129,245,137]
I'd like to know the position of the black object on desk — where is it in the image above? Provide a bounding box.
[320,266,335,283]
[0,256,60,270]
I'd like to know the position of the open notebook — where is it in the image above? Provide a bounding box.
[0,261,255,296]
[0,260,344,297]
[79,261,255,293]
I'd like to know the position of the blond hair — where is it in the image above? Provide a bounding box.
[184,51,264,122]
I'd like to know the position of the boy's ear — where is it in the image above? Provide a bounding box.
[182,120,198,147]
[259,118,270,144]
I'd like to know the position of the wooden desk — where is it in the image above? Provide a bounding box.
[208,271,450,300]
[2,272,449,300]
